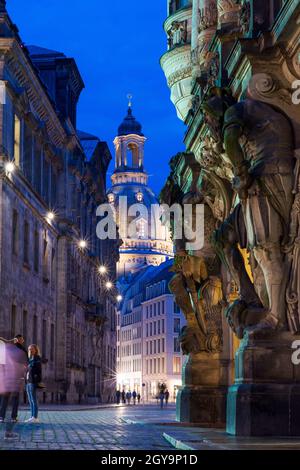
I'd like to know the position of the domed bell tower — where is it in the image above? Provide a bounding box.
[112,98,148,186]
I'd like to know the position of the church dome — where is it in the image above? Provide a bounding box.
[118,107,143,137]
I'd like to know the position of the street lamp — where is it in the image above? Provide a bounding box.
[98,265,107,275]
[106,281,113,290]
[116,295,123,302]
[5,161,14,174]
[78,240,88,250]
[46,211,55,222]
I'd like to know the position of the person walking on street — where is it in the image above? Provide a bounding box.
[159,390,164,409]
[137,393,141,404]
[25,344,42,423]
[0,335,27,423]
[165,389,170,407]
[116,390,121,404]
[121,390,126,404]
[126,391,132,405]
[132,390,137,405]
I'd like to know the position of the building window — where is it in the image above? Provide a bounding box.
[146,306,149,319]
[174,302,180,314]
[174,337,181,353]
[34,229,39,273]
[154,321,157,336]
[158,321,161,335]
[162,319,165,334]
[154,340,156,354]
[150,305,152,317]
[173,357,181,374]
[23,220,29,265]
[11,305,16,338]
[162,338,165,353]
[174,318,181,333]
[146,342,148,355]
[154,303,156,316]
[150,323,153,336]
[33,315,38,344]
[158,339,160,353]
[162,301,165,314]
[14,114,21,167]
[43,235,49,281]
[34,137,42,194]
[50,324,55,362]
[42,318,47,359]
[158,358,160,374]
[150,341,152,354]
[158,303,161,315]
[162,358,165,374]
[23,310,27,340]
[12,209,18,256]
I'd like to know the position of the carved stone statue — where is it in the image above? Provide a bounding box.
[202,87,296,338]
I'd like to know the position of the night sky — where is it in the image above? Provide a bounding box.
[9,0,186,194]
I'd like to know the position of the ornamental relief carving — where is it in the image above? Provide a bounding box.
[198,4,218,32]
[217,0,241,25]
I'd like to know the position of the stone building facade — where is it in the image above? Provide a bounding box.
[161,0,300,435]
[0,2,118,404]
[116,260,186,400]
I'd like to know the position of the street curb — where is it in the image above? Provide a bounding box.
[19,404,127,412]
[163,432,196,451]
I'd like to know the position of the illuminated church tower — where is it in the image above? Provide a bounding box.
[108,99,173,278]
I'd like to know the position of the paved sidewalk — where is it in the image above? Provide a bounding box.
[0,405,176,450]
[162,427,300,450]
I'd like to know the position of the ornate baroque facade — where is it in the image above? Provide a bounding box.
[0,3,118,403]
[161,0,300,435]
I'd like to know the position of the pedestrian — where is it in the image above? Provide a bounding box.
[0,335,27,423]
[126,391,132,405]
[132,390,137,405]
[165,389,170,407]
[116,389,121,404]
[159,390,164,409]
[25,344,42,423]
[137,393,141,404]
[121,389,126,404]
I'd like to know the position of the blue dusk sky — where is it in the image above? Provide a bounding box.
[9,0,186,195]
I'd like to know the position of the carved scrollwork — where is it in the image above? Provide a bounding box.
[199,5,218,32]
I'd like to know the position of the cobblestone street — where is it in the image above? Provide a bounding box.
[0,405,176,450]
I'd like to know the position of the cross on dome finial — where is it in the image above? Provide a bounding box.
[127,93,133,108]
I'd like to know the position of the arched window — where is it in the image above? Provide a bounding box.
[126,142,139,168]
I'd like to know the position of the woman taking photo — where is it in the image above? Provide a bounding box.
[25,344,42,423]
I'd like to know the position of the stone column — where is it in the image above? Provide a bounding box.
[196,0,218,78]
[227,329,300,436]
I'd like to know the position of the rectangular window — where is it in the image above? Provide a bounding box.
[154,321,156,336]
[154,340,156,354]
[150,341,152,355]
[150,323,152,336]
[174,318,181,333]
[158,320,161,335]
[162,319,165,334]
[162,301,165,314]
[162,338,165,353]
[158,303,160,315]
[33,315,38,344]
[33,137,42,194]
[162,358,165,374]
[146,306,148,319]
[12,209,18,256]
[24,220,29,265]
[34,229,39,272]
[158,339,160,354]
[173,357,181,374]
[23,123,33,182]
[150,305,152,317]
[174,302,180,314]
[14,114,21,167]
[150,360,152,374]
[174,337,181,353]
[42,318,47,358]
[11,305,16,338]
[23,310,27,340]
[43,236,49,281]
[157,358,160,374]
[43,157,50,204]
[154,359,156,374]
[50,324,55,362]
[154,303,156,316]
[146,342,148,355]
[146,324,148,337]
